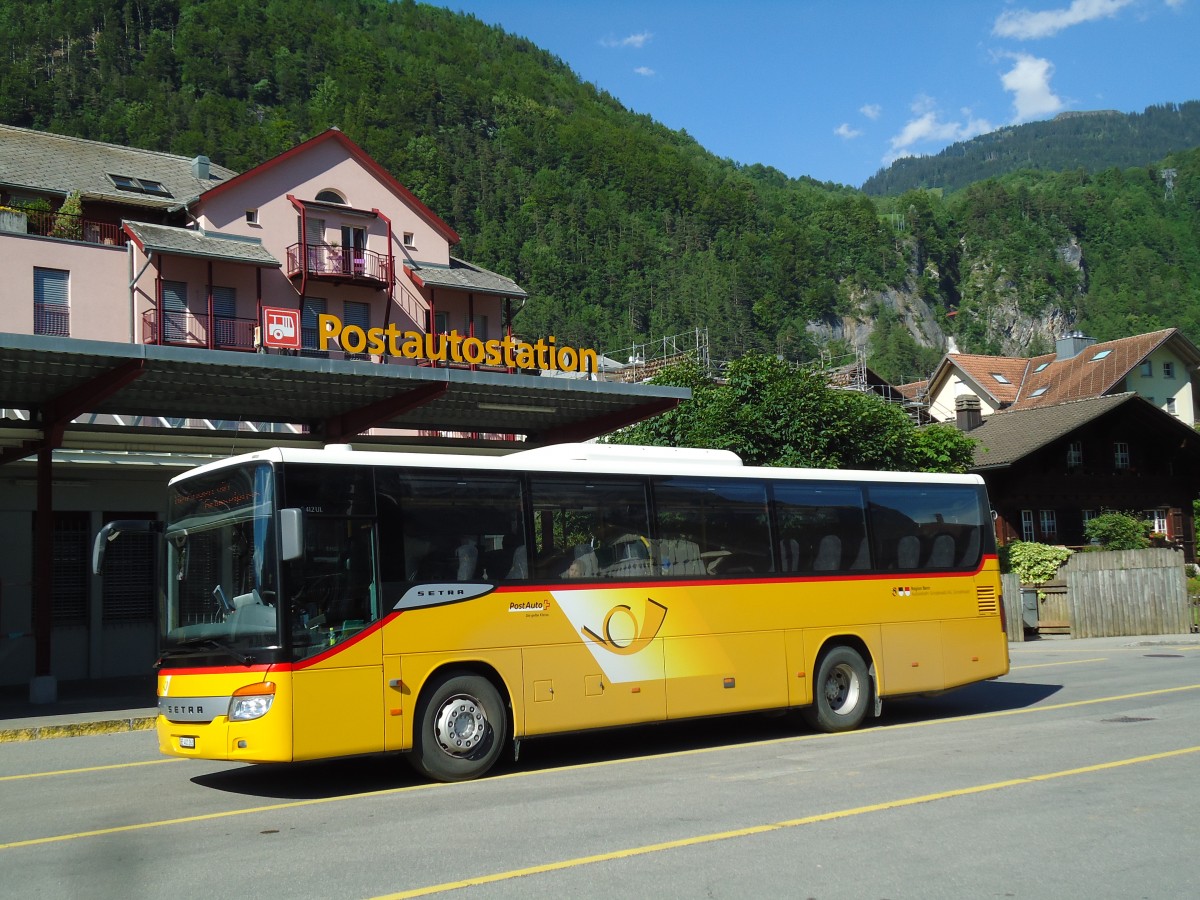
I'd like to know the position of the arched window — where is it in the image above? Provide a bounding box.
[315,189,345,204]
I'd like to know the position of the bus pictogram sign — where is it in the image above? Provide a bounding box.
[263,307,301,349]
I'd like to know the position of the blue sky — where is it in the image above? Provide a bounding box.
[432,0,1196,187]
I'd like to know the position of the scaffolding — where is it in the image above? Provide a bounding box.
[604,328,711,382]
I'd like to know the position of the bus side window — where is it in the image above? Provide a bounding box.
[529,476,651,580]
[773,482,868,575]
[866,485,986,573]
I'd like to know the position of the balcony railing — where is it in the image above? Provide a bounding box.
[286,243,390,286]
[17,209,128,247]
[142,309,258,351]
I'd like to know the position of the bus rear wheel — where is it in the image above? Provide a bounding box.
[411,672,506,782]
[802,646,870,733]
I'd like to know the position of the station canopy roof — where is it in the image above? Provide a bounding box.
[0,333,689,462]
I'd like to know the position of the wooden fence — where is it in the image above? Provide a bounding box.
[1001,548,1191,640]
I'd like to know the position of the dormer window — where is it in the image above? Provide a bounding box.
[315,190,346,204]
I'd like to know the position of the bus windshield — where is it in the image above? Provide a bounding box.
[162,463,281,659]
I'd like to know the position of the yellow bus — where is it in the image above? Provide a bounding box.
[94,443,1008,782]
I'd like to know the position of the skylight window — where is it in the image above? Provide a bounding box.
[1033,362,1049,373]
[1030,387,1048,398]
[1090,349,1112,361]
[990,373,1011,385]
[107,174,173,198]
[138,179,171,196]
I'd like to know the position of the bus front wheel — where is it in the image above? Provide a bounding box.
[411,672,507,782]
[802,646,870,733]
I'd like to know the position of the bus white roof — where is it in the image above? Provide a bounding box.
[170,443,984,486]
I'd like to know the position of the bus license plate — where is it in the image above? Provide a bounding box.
[179,736,196,749]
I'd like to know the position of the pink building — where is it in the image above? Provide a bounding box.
[1,124,525,375]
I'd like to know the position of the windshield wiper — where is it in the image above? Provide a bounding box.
[158,639,253,667]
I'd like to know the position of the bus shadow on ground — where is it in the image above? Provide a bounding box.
[880,679,1062,725]
[191,681,1059,799]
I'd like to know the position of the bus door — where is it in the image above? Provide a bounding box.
[283,467,384,760]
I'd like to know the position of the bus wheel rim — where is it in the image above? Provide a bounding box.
[825,663,860,714]
[433,694,488,756]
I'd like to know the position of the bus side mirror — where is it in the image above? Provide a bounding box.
[93,519,163,575]
[280,508,304,561]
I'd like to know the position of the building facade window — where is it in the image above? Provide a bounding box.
[1113,442,1131,470]
[1166,397,1177,415]
[1066,441,1082,468]
[1139,360,1153,377]
[162,280,189,343]
[1162,361,1175,379]
[211,285,237,346]
[1021,509,1035,542]
[101,512,156,622]
[301,297,327,357]
[1039,509,1058,541]
[33,267,70,336]
[32,511,89,622]
[342,301,371,359]
[1148,509,1168,535]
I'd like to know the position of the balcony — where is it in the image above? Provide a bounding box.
[286,243,390,288]
[13,209,128,247]
[142,309,258,351]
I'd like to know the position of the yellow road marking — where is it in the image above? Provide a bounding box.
[3,682,1199,852]
[370,745,1200,899]
[1010,657,1106,670]
[0,758,180,782]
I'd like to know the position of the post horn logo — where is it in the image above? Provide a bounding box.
[581,598,667,656]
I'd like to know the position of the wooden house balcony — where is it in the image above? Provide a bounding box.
[286,242,391,288]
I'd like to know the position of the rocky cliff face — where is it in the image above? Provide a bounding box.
[806,235,1084,360]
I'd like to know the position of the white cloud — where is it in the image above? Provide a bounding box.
[601,31,653,49]
[835,123,863,139]
[993,0,1132,39]
[859,104,882,120]
[885,100,994,162]
[1001,53,1065,120]
[634,66,655,77]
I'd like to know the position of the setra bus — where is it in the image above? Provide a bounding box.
[94,442,1008,782]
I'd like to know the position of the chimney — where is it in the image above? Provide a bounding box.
[1055,330,1096,361]
[955,395,983,432]
[191,155,211,181]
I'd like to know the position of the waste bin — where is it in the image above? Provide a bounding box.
[1020,589,1039,631]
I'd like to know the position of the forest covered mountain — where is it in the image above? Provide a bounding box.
[2,0,1199,388]
[862,103,1200,196]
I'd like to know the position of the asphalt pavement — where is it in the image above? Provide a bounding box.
[1,633,1196,744]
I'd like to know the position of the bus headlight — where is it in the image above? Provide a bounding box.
[228,682,276,721]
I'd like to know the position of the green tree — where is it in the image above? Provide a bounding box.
[604,352,974,473]
[50,190,83,240]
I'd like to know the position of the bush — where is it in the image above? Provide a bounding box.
[1000,540,1072,585]
[1083,511,1151,551]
